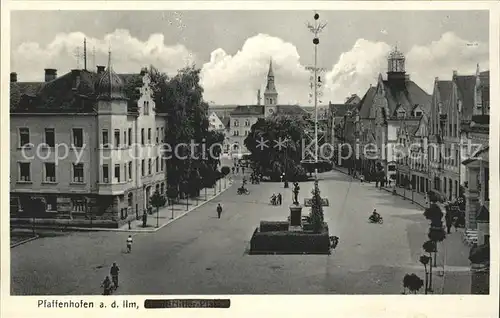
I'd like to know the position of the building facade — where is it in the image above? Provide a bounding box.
[356,48,431,181]
[10,62,167,227]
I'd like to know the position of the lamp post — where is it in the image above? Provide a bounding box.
[307,12,327,179]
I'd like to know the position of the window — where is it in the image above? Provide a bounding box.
[156,157,159,172]
[44,128,55,147]
[244,130,248,136]
[128,128,132,146]
[234,120,239,127]
[245,119,250,126]
[124,163,127,181]
[44,163,56,182]
[19,162,31,181]
[46,196,57,212]
[72,198,85,212]
[160,157,164,171]
[103,165,109,183]
[102,130,109,148]
[73,163,84,183]
[72,128,83,148]
[114,129,120,148]
[144,101,150,115]
[156,128,159,143]
[160,127,164,142]
[141,159,145,176]
[148,159,152,175]
[124,130,127,147]
[233,130,239,136]
[148,128,151,143]
[161,183,165,195]
[141,129,145,145]
[19,128,30,147]
[128,162,132,181]
[415,111,422,117]
[114,164,121,182]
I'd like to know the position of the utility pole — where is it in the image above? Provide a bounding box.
[307,12,327,179]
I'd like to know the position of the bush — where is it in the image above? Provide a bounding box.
[250,223,330,254]
[259,221,289,232]
[221,166,230,176]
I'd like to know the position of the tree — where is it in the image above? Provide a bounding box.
[419,255,431,294]
[245,114,308,181]
[424,203,443,227]
[402,273,424,294]
[221,166,230,176]
[149,190,167,228]
[309,179,325,233]
[423,240,437,291]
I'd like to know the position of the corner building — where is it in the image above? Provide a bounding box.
[10,62,167,227]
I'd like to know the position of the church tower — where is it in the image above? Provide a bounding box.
[264,58,278,117]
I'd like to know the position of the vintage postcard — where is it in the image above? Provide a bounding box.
[1,1,498,317]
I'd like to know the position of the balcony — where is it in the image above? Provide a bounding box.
[98,181,133,195]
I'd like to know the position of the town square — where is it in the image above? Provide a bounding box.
[8,9,490,296]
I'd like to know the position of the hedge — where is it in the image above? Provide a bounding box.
[250,223,330,254]
[259,221,289,232]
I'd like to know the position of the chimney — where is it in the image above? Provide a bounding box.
[452,70,458,77]
[97,65,106,74]
[10,72,17,83]
[44,68,57,82]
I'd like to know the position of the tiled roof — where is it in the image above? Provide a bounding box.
[359,86,377,118]
[454,75,476,121]
[276,105,308,116]
[383,80,431,116]
[345,94,361,105]
[436,81,453,113]
[10,70,144,113]
[230,105,264,116]
[221,117,230,129]
[10,82,45,111]
[329,103,359,117]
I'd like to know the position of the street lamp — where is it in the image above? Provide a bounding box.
[307,11,327,179]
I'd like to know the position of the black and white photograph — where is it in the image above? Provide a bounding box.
[2,2,498,314]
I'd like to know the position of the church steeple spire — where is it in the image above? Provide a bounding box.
[264,58,278,115]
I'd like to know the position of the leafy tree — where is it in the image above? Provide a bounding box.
[424,203,443,227]
[245,114,308,181]
[147,65,223,194]
[309,179,325,233]
[149,191,167,213]
[402,273,424,294]
[419,255,431,293]
[221,166,230,176]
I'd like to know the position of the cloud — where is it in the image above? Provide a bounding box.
[12,31,489,105]
[12,29,194,81]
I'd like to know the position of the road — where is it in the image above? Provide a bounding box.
[12,170,441,295]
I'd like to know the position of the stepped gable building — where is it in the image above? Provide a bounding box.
[356,47,431,182]
[227,59,308,154]
[10,55,167,227]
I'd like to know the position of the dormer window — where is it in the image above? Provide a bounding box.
[234,120,239,127]
[397,109,406,118]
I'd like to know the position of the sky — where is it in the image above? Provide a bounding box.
[11,10,489,104]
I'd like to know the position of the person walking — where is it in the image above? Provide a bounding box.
[126,235,133,253]
[277,193,282,205]
[232,166,235,174]
[110,262,120,288]
[101,276,112,295]
[217,203,223,218]
[242,167,245,175]
[445,210,453,234]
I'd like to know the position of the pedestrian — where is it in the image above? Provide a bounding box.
[110,262,120,288]
[232,166,235,174]
[236,166,239,174]
[242,167,245,174]
[217,203,223,218]
[126,235,133,253]
[445,211,453,234]
[101,276,112,295]
[360,174,365,183]
[277,193,282,205]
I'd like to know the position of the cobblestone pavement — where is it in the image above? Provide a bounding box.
[11,169,472,295]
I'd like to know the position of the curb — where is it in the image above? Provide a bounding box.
[10,235,39,248]
[50,181,234,233]
[332,167,427,209]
